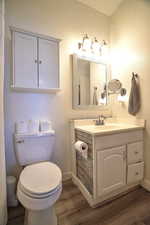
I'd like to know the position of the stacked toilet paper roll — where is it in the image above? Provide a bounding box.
[74,141,88,159]
[7,176,18,207]
[15,120,40,134]
[15,120,54,134]
[15,121,28,134]
[28,120,39,134]
[40,120,52,132]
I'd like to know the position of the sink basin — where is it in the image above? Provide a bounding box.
[75,123,141,135]
[86,124,121,130]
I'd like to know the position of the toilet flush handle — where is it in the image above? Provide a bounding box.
[16,139,24,144]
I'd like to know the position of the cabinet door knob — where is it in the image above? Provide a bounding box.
[135,172,139,176]
[39,60,42,64]
[35,59,38,63]
[134,151,138,154]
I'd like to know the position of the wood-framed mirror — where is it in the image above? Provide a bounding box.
[72,54,110,110]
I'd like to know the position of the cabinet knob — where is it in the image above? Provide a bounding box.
[134,151,138,154]
[135,172,139,176]
[39,60,42,64]
[35,59,38,63]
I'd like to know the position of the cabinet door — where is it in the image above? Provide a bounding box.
[38,38,59,89]
[97,146,126,197]
[13,32,38,88]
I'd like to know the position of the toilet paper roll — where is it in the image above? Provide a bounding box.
[74,141,88,159]
[15,121,28,134]
[7,176,18,207]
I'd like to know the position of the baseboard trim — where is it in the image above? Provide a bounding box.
[62,172,72,182]
[141,179,150,191]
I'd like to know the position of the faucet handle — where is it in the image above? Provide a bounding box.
[98,115,104,121]
[100,116,105,125]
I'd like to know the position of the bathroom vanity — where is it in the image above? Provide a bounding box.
[71,118,145,207]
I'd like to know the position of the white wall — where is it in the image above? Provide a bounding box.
[110,0,150,184]
[5,0,110,177]
[0,0,7,224]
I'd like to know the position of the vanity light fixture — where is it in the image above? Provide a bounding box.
[77,34,108,57]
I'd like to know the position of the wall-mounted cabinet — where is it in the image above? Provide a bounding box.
[10,27,61,93]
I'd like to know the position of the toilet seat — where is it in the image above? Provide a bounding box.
[18,181,62,199]
[19,162,62,198]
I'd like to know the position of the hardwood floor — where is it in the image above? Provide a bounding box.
[7,204,24,225]
[7,180,150,225]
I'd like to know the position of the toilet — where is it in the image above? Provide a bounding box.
[14,130,62,225]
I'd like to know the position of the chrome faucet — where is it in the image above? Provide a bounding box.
[94,115,106,126]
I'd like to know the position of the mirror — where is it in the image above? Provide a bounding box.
[72,54,108,109]
[107,79,127,96]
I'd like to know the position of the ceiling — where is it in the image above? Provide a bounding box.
[76,0,124,16]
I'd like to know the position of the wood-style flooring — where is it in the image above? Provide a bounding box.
[7,180,150,225]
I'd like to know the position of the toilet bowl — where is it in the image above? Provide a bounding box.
[17,162,62,225]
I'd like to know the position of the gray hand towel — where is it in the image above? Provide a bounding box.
[128,74,140,116]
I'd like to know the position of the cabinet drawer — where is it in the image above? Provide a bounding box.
[127,162,144,184]
[127,142,143,164]
[95,130,143,150]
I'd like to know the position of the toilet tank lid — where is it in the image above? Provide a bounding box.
[14,130,55,138]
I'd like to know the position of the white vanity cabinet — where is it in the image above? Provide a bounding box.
[72,126,144,207]
[11,27,60,93]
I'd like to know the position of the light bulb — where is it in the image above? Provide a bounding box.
[82,34,91,52]
[117,94,128,102]
[101,40,108,56]
[92,37,100,55]
[99,96,106,105]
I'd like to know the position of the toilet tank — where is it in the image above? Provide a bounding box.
[14,131,55,166]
